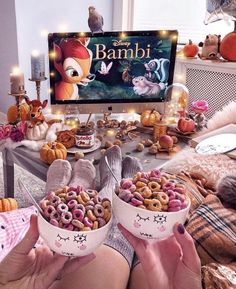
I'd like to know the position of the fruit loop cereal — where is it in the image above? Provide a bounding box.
[115,169,188,212]
[40,186,112,231]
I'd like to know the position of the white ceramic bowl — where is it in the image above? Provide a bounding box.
[38,213,112,257]
[112,192,190,240]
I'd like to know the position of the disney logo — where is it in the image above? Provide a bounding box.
[112,40,131,47]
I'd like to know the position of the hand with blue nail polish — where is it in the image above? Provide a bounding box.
[119,222,202,289]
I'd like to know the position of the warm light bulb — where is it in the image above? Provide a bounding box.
[40,29,49,37]
[47,107,52,114]
[48,88,53,94]
[128,109,136,114]
[175,74,184,81]
[50,72,55,77]
[161,30,167,36]
[58,23,68,32]
[172,34,178,41]
[79,32,85,36]
[120,32,126,38]
[107,129,115,136]
[49,51,57,59]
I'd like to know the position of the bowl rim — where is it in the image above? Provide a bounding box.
[112,190,191,215]
[37,211,112,235]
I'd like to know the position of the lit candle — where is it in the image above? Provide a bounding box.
[10,67,25,95]
[31,50,45,80]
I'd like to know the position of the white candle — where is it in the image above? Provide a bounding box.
[10,67,25,94]
[31,50,45,80]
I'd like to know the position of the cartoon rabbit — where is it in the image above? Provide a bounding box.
[54,38,95,100]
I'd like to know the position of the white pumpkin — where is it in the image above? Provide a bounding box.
[26,121,49,140]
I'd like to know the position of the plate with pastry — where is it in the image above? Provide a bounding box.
[67,138,101,154]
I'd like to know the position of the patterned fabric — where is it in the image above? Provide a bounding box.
[186,195,236,266]
[0,206,38,262]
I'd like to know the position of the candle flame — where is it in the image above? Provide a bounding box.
[32,50,40,57]
[12,66,21,75]
[127,108,136,114]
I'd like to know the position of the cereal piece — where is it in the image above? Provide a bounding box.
[87,209,97,221]
[147,199,162,211]
[72,219,84,230]
[77,195,86,205]
[148,181,161,192]
[171,136,178,144]
[94,204,105,218]
[67,199,78,209]
[50,219,59,227]
[80,191,90,203]
[82,226,92,231]
[73,209,84,222]
[44,205,56,217]
[136,181,147,188]
[83,216,93,228]
[61,211,73,224]
[66,191,77,200]
[92,220,99,230]
[138,186,152,198]
[57,203,69,213]
[155,192,169,205]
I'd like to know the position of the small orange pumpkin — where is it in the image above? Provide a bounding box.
[7,103,30,124]
[40,141,67,165]
[140,109,161,127]
[183,39,199,58]
[220,30,236,61]
[0,198,18,212]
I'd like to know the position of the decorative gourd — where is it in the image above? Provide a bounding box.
[40,141,67,164]
[140,109,161,127]
[0,198,18,212]
[183,40,199,58]
[26,121,49,140]
[178,117,195,133]
[220,25,236,61]
[7,103,30,124]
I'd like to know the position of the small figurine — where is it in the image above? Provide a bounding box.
[88,6,104,34]
[198,34,221,60]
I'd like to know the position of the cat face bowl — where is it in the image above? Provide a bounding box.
[38,212,112,257]
[37,187,112,257]
[112,171,191,240]
[113,192,190,240]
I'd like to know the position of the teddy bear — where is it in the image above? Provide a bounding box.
[198,34,221,60]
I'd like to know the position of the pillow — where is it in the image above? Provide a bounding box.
[186,195,236,266]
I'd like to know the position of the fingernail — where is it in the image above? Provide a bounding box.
[177,223,185,234]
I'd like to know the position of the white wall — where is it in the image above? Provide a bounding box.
[13,0,113,104]
[0,0,19,114]
[0,0,113,113]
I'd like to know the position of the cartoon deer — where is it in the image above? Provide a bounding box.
[25,98,48,127]
[54,37,95,100]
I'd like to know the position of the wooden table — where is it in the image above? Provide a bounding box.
[2,129,186,198]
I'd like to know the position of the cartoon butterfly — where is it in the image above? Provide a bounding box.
[98,61,113,75]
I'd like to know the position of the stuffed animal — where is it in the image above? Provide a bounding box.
[198,34,221,60]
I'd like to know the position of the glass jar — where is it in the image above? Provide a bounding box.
[76,125,95,148]
[64,105,80,128]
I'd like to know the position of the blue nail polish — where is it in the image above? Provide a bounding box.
[177,223,185,234]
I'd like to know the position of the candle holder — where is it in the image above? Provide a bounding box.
[8,92,27,124]
[29,77,47,101]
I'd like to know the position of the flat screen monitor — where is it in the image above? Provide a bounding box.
[48,30,178,114]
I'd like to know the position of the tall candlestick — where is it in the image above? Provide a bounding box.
[10,67,25,95]
[31,50,45,80]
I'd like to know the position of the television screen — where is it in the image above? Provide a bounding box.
[49,30,178,108]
